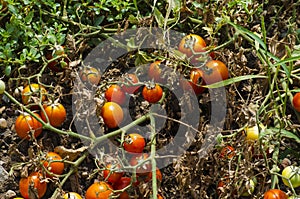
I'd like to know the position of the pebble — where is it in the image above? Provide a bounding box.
[0,118,7,129]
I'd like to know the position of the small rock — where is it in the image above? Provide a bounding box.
[0,118,7,129]
[4,190,16,199]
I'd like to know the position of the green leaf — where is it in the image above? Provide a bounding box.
[25,11,34,24]
[203,75,267,89]
[153,7,164,28]
[269,128,300,144]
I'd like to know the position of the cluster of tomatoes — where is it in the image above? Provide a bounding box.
[217,123,300,198]
[84,134,164,199]
[178,34,229,95]
[15,83,67,140]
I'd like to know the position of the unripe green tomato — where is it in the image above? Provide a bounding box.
[241,178,256,196]
[288,196,300,199]
[282,166,300,188]
[0,80,5,94]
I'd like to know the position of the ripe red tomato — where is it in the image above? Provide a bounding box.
[142,84,163,103]
[292,92,300,112]
[121,73,140,94]
[15,113,43,139]
[22,84,47,105]
[189,68,206,95]
[145,168,162,182]
[19,172,47,199]
[85,181,113,199]
[105,84,126,105]
[220,146,235,159]
[40,103,66,127]
[103,164,124,184]
[43,152,64,177]
[263,189,288,199]
[101,102,124,128]
[123,133,146,153]
[113,177,131,199]
[148,61,164,83]
[63,192,82,199]
[178,34,207,58]
[80,67,101,85]
[202,60,229,85]
[130,153,151,175]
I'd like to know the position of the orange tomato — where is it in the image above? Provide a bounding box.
[123,133,146,154]
[105,84,126,105]
[202,60,229,85]
[263,189,288,199]
[101,102,124,129]
[103,164,124,184]
[292,92,300,112]
[41,103,66,127]
[85,181,113,199]
[22,84,47,105]
[130,153,151,175]
[113,177,131,199]
[219,145,235,159]
[15,113,43,139]
[142,84,163,103]
[80,67,101,85]
[178,34,207,63]
[145,168,163,182]
[19,172,47,199]
[178,34,207,58]
[43,152,64,177]
[121,73,140,94]
[148,61,164,83]
[157,194,164,199]
[189,68,206,95]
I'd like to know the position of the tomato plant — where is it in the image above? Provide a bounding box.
[41,102,67,127]
[178,34,207,59]
[219,145,235,159]
[103,164,124,184]
[101,102,124,129]
[144,167,163,182]
[22,84,47,105]
[0,79,5,94]
[121,73,140,94]
[130,153,151,175]
[15,113,43,139]
[43,151,65,177]
[142,84,163,103]
[79,67,101,85]
[148,61,164,83]
[105,84,126,105]
[113,177,131,199]
[123,133,146,153]
[202,60,229,85]
[263,189,288,199]
[85,181,113,199]
[282,166,300,188]
[292,92,300,112]
[63,192,83,199]
[19,172,47,199]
